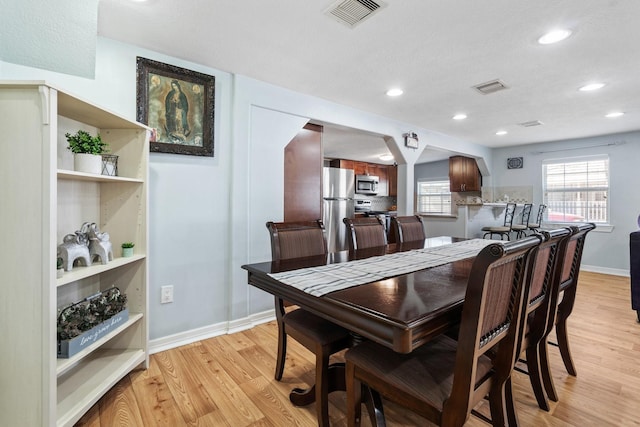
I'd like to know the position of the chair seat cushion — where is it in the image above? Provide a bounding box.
[528,223,540,228]
[283,308,350,345]
[511,225,527,231]
[482,226,511,232]
[345,336,492,409]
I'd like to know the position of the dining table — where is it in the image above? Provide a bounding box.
[241,236,495,414]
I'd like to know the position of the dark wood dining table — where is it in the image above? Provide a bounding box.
[242,236,481,418]
[242,236,473,355]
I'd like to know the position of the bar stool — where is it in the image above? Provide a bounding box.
[482,202,517,240]
[528,204,547,233]
[512,203,533,239]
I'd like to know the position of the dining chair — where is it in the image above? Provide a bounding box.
[527,204,547,233]
[389,215,426,244]
[345,236,542,427]
[266,220,351,427]
[539,222,596,402]
[482,202,517,240]
[343,217,387,251]
[511,203,533,239]
[510,227,572,415]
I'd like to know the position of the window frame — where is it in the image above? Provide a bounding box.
[416,179,453,216]
[542,155,610,225]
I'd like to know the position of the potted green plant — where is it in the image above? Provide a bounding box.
[121,242,135,257]
[66,130,109,174]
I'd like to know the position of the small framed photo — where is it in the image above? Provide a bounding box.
[136,57,215,157]
[404,132,419,149]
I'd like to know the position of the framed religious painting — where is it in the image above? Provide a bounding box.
[136,57,215,156]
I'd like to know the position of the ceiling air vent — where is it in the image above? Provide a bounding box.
[472,79,509,95]
[518,120,544,127]
[325,0,385,28]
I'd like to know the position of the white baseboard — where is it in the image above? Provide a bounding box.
[581,264,629,277]
[148,309,276,355]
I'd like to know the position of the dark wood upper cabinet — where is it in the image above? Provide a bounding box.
[329,158,355,170]
[449,155,482,192]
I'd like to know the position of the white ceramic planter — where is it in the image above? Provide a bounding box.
[74,153,102,174]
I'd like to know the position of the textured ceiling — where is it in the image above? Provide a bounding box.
[98,0,640,162]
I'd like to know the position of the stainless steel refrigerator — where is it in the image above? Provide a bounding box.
[323,167,355,252]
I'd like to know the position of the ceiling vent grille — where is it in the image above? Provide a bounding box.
[473,79,509,95]
[518,120,544,127]
[325,0,384,28]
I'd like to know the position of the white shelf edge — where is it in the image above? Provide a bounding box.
[57,349,146,427]
[57,254,146,287]
[56,312,144,376]
[57,169,144,183]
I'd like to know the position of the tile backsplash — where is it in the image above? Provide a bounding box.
[482,186,533,203]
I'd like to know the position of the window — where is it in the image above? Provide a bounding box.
[542,156,609,223]
[417,180,452,215]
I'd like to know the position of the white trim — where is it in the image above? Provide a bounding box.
[581,265,628,277]
[148,309,276,354]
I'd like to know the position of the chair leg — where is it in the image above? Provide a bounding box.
[538,339,559,402]
[556,311,577,376]
[346,362,362,427]
[505,377,520,426]
[275,321,287,381]
[487,380,511,427]
[315,348,331,427]
[525,345,550,411]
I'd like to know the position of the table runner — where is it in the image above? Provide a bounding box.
[269,238,497,296]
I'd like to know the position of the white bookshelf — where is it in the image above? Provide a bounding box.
[0,81,149,427]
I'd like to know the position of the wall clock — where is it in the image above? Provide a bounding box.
[507,157,523,169]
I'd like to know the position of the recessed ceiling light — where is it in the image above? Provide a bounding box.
[452,114,467,120]
[386,88,403,97]
[496,130,508,136]
[605,111,625,118]
[579,83,605,92]
[538,29,572,45]
[379,153,394,161]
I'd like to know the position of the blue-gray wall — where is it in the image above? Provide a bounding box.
[491,131,640,274]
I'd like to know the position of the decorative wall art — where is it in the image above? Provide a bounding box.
[507,157,524,169]
[136,57,215,157]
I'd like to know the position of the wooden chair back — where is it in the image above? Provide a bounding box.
[390,215,426,243]
[343,217,387,251]
[444,236,541,418]
[546,222,596,333]
[266,220,328,261]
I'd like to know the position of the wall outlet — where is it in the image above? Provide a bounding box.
[161,285,174,304]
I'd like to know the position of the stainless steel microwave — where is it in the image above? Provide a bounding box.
[355,175,379,195]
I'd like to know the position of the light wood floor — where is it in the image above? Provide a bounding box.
[76,271,640,426]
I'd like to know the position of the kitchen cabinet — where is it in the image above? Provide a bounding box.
[449,155,482,192]
[329,158,354,170]
[328,159,395,197]
[0,82,149,427]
